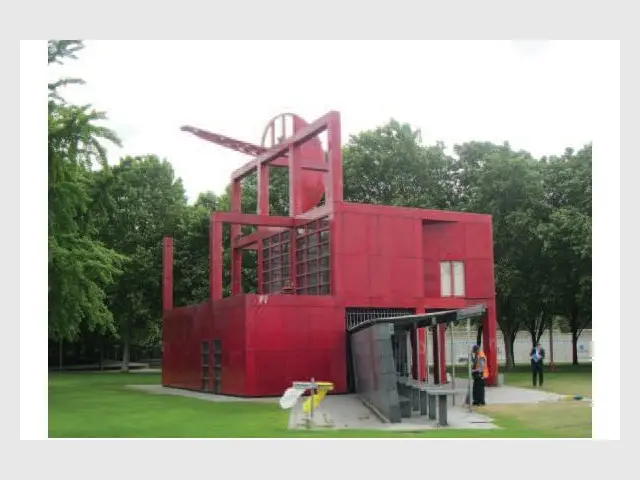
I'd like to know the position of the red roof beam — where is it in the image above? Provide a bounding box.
[211,212,295,228]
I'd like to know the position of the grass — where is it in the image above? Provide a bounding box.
[450,363,592,398]
[48,365,592,438]
[481,403,591,438]
[499,364,592,398]
[451,363,592,438]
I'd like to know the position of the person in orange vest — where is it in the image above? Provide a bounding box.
[471,344,489,406]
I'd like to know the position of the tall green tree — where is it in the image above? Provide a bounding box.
[48,40,127,343]
[538,207,592,364]
[90,155,187,370]
[458,145,547,368]
[539,146,592,364]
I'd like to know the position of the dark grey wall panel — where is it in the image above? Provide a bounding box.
[350,323,401,423]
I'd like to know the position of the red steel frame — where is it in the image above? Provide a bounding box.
[162,111,498,396]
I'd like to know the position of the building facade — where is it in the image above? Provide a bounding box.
[161,112,498,397]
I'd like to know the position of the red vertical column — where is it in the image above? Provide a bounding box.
[257,162,270,294]
[418,327,427,381]
[162,236,173,313]
[230,180,242,296]
[209,215,223,301]
[289,145,300,216]
[288,145,298,291]
[483,305,498,386]
[327,113,343,297]
[257,162,269,215]
[326,112,343,207]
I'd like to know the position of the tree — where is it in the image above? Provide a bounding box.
[539,146,592,364]
[90,155,187,370]
[459,145,546,368]
[173,192,219,305]
[538,207,592,364]
[342,120,452,209]
[48,40,127,344]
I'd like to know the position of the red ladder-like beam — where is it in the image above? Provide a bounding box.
[180,126,266,157]
[180,125,289,167]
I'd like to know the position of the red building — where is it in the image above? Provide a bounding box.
[161,111,498,397]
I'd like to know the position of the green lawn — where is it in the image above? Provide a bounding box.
[48,366,592,438]
[450,363,592,438]
[499,364,592,398]
[450,363,592,398]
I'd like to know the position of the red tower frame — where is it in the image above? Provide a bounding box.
[162,111,499,396]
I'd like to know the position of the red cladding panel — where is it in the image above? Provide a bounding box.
[340,213,369,255]
[464,259,496,298]
[339,210,423,300]
[211,297,247,395]
[440,224,466,259]
[340,254,372,297]
[423,260,441,298]
[162,297,248,396]
[244,295,345,396]
[367,215,383,255]
[162,302,213,390]
[464,222,493,259]
[389,256,422,297]
[377,216,417,257]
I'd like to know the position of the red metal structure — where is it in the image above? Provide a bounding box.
[162,111,498,396]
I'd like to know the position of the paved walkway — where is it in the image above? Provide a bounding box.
[127,384,278,403]
[287,394,497,431]
[450,378,565,404]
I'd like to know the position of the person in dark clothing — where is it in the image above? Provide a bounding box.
[471,344,488,406]
[530,342,546,387]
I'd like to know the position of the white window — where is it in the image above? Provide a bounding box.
[440,261,466,297]
[452,261,465,296]
[440,262,452,297]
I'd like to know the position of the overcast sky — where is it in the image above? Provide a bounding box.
[50,40,604,202]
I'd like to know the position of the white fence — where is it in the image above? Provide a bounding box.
[425,329,592,366]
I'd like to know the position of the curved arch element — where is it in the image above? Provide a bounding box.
[261,113,327,212]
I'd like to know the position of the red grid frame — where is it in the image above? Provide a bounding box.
[258,217,332,295]
[295,218,331,295]
[261,231,291,294]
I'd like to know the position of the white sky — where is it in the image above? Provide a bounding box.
[50,40,601,202]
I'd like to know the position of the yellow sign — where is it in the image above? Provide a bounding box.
[302,382,334,413]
